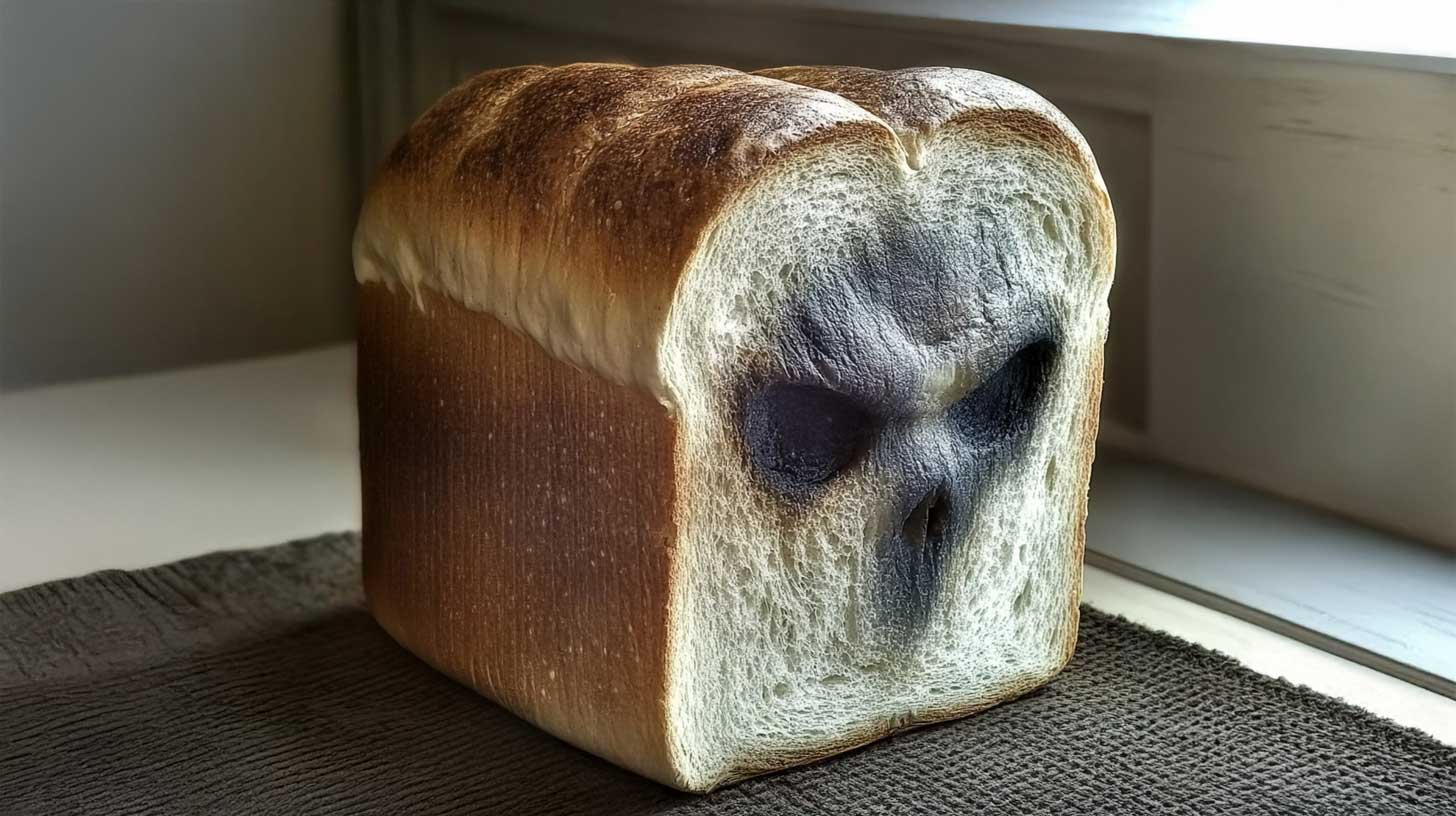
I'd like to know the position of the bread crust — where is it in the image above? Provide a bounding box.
[358,284,681,783]
[353,64,1110,400]
[754,66,1103,175]
[354,64,901,398]
[355,62,1115,792]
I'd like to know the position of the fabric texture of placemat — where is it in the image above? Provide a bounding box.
[2,533,1453,815]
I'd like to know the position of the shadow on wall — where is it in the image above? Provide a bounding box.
[0,0,357,392]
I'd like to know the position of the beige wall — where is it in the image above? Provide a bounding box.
[0,0,356,391]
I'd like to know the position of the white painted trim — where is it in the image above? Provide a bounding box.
[719,0,1456,64]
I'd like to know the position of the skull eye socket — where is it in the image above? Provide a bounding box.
[744,383,874,493]
[949,339,1057,448]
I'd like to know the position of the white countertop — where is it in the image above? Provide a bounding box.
[1,347,360,583]
[2,344,1452,744]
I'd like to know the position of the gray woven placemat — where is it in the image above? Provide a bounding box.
[2,533,1453,815]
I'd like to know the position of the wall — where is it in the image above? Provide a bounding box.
[0,0,356,391]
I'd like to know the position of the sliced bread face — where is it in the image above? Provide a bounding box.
[660,97,1112,788]
[354,63,1114,794]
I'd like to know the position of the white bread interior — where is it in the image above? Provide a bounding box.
[659,100,1112,790]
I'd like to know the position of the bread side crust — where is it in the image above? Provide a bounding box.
[358,283,681,785]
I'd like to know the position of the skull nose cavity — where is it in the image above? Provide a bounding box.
[903,487,951,552]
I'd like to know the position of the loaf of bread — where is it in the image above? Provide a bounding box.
[353,63,1115,792]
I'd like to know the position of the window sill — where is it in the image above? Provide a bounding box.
[1086,448,1456,697]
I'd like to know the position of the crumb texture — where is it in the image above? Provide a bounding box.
[659,69,1112,787]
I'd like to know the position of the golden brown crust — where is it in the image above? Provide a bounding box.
[755,66,1106,181]
[354,63,901,395]
[358,283,680,783]
[354,63,1111,398]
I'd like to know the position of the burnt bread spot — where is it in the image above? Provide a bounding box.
[903,484,952,553]
[874,338,1058,643]
[841,217,962,349]
[875,479,966,642]
[744,383,876,497]
[754,220,960,422]
[949,338,1058,450]
[734,213,1059,646]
